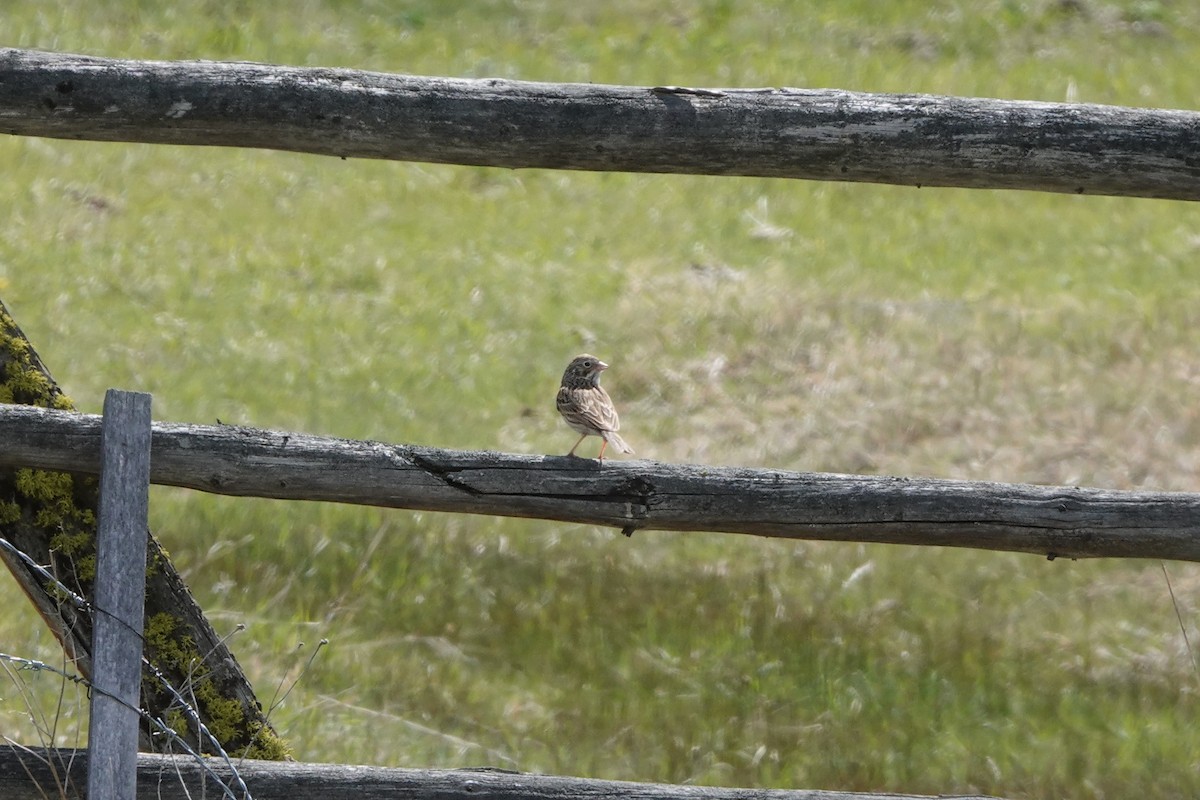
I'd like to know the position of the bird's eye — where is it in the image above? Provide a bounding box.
[582,360,593,368]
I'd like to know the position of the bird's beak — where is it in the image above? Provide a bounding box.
[596,360,609,371]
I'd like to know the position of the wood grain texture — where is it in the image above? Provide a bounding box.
[1,48,1198,200]
[0,746,1006,800]
[87,390,152,800]
[3,403,1199,562]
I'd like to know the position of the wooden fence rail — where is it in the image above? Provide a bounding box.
[2,48,1198,201]
[4,403,1200,562]
[0,746,1004,800]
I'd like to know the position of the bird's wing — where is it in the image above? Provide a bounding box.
[574,386,620,432]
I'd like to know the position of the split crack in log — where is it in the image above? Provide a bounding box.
[408,452,656,526]
[409,452,484,497]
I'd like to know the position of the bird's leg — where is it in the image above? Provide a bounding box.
[598,438,608,462]
[567,433,587,457]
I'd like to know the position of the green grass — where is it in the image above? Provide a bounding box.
[4,1,1200,797]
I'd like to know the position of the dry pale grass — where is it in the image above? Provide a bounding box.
[610,261,1200,494]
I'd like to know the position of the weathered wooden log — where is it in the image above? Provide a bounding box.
[0,746,1005,800]
[1,47,1198,200]
[3,402,1200,562]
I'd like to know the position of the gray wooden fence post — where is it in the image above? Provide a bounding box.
[86,389,152,800]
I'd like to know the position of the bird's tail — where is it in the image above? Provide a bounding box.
[606,432,634,455]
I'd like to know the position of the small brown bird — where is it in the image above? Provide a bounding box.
[556,354,634,461]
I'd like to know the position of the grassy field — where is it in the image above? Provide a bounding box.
[4,1,1200,797]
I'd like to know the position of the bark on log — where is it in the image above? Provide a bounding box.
[1,47,1198,201]
[0,746,1005,800]
[3,403,1200,562]
[0,299,283,758]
